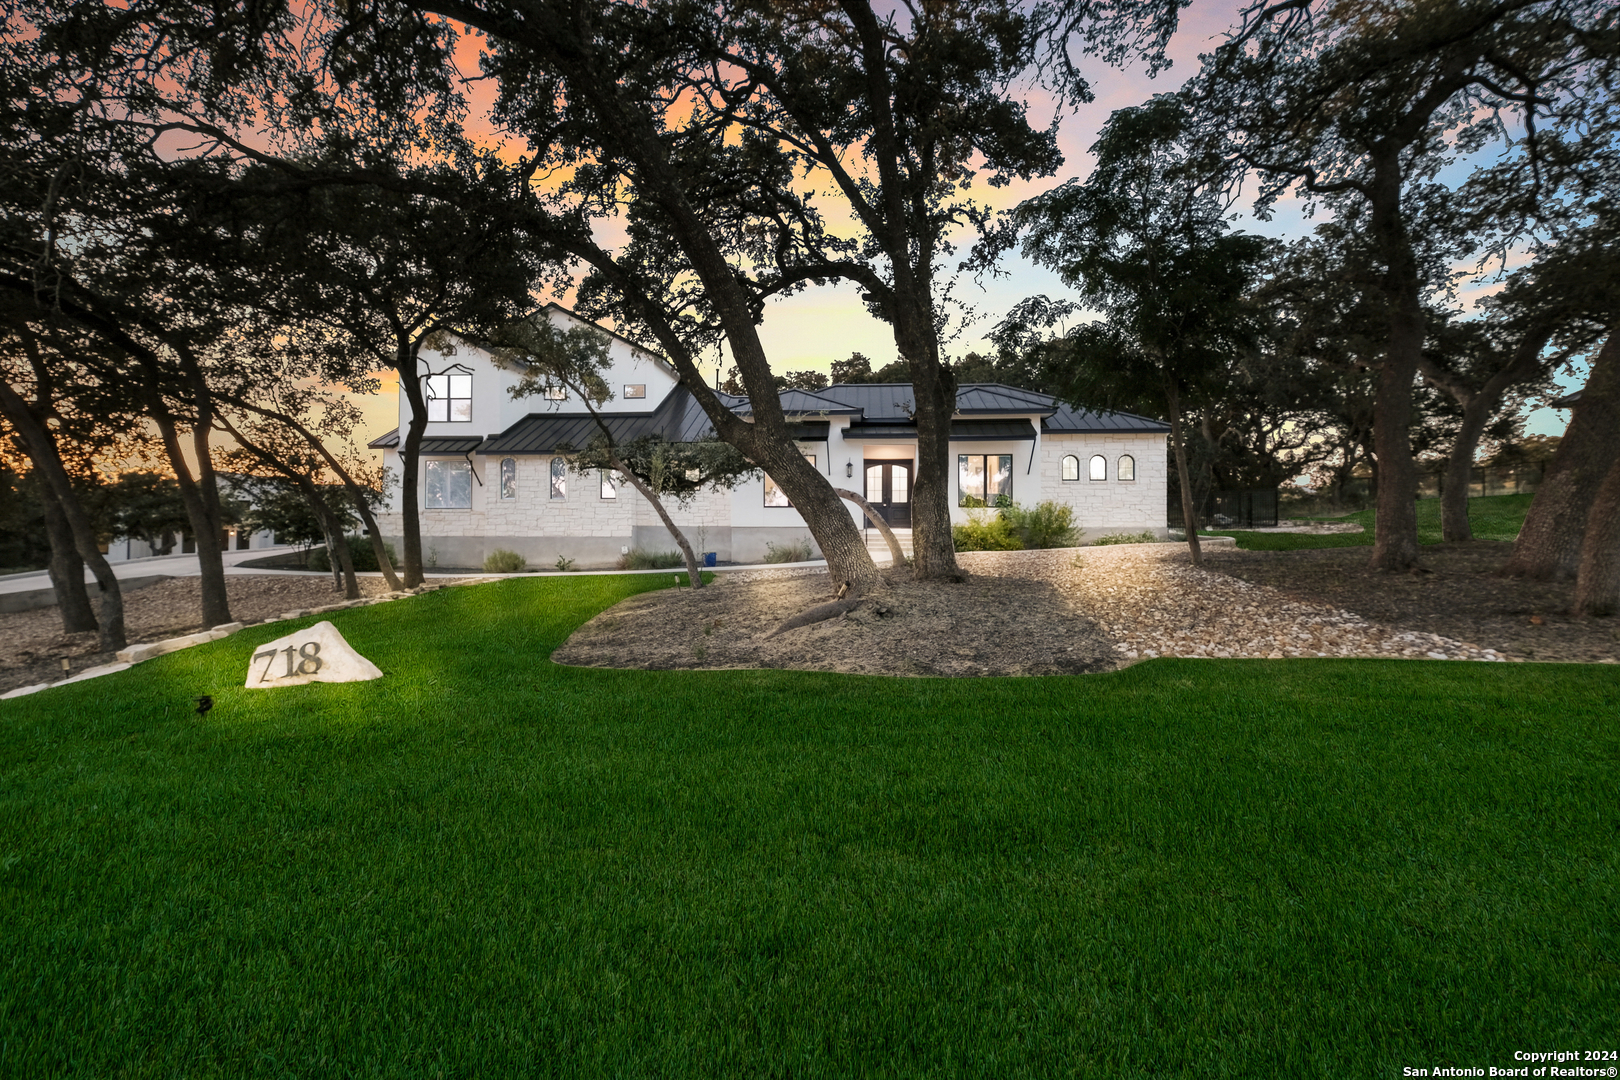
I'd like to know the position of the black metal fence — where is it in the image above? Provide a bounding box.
[1167,488,1279,529]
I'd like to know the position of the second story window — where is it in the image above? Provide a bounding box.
[623,384,646,399]
[425,373,472,422]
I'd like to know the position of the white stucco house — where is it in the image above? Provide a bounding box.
[368,306,1170,568]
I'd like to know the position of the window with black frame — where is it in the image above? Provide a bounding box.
[958,454,1012,507]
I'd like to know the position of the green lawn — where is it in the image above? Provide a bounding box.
[1,573,1615,1077]
[1209,492,1534,551]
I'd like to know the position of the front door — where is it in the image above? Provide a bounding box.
[864,461,913,528]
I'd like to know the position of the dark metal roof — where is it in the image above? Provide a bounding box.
[846,418,1038,442]
[479,387,691,454]
[953,384,1059,416]
[815,383,920,422]
[1042,404,1169,434]
[734,388,863,416]
[1549,389,1582,408]
[367,430,486,454]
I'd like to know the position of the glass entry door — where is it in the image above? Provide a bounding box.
[863,461,913,528]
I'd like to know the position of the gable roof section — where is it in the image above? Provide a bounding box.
[1042,403,1169,434]
[480,385,693,454]
[732,387,863,417]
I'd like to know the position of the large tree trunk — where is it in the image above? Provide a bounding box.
[905,355,964,582]
[1571,456,1620,617]
[1502,326,1620,580]
[35,475,98,633]
[0,380,126,651]
[1167,380,1203,566]
[395,341,430,588]
[1366,148,1425,571]
[1438,401,1487,542]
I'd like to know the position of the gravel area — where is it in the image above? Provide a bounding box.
[5,542,1615,693]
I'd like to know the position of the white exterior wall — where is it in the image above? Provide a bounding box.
[1037,433,1168,536]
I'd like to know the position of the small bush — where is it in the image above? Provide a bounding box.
[952,508,1023,552]
[310,536,398,573]
[554,555,576,572]
[763,538,815,564]
[483,548,527,573]
[1093,530,1157,546]
[1004,500,1080,549]
[618,547,684,570]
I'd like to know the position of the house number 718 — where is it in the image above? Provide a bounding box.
[252,641,324,683]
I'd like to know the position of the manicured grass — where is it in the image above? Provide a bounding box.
[1210,493,1534,551]
[1,573,1615,1077]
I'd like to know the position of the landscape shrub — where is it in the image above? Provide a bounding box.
[309,536,398,573]
[618,547,684,570]
[483,548,527,573]
[1093,530,1157,546]
[763,537,815,563]
[952,508,1023,551]
[1004,500,1080,549]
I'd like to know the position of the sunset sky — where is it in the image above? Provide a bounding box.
[354,2,1579,450]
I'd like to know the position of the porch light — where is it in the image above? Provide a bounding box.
[845,459,854,477]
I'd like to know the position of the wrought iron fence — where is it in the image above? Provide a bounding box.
[1167,488,1279,529]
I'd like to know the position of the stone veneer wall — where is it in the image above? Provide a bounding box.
[1038,434,1168,538]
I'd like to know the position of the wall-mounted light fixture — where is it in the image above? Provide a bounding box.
[845,459,854,478]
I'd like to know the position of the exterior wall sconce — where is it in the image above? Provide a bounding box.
[845,460,854,478]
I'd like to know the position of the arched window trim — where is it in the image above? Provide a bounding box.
[1061,454,1079,481]
[1117,454,1136,482]
[499,457,517,500]
[1089,454,1107,481]
[549,456,567,500]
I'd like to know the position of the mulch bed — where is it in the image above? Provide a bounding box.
[1203,541,1620,664]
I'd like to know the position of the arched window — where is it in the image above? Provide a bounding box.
[499,458,517,500]
[1117,454,1136,482]
[1089,454,1107,481]
[549,457,567,500]
[1061,454,1079,481]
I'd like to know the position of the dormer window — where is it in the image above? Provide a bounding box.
[425,373,472,422]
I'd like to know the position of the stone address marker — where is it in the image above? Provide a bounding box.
[244,621,383,689]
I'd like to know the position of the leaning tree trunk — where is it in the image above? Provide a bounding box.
[1502,326,1620,581]
[835,488,907,565]
[0,380,126,651]
[148,407,233,627]
[1166,380,1203,567]
[36,476,98,633]
[303,481,359,600]
[608,461,704,589]
[1571,455,1620,617]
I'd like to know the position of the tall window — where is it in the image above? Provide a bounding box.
[424,373,472,422]
[600,470,617,499]
[764,453,816,506]
[499,458,517,500]
[549,457,567,500]
[958,454,1013,507]
[424,460,472,509]
[1118,455,1136,482]
[1089,454,1107,481]
[1061,454,1079,481]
